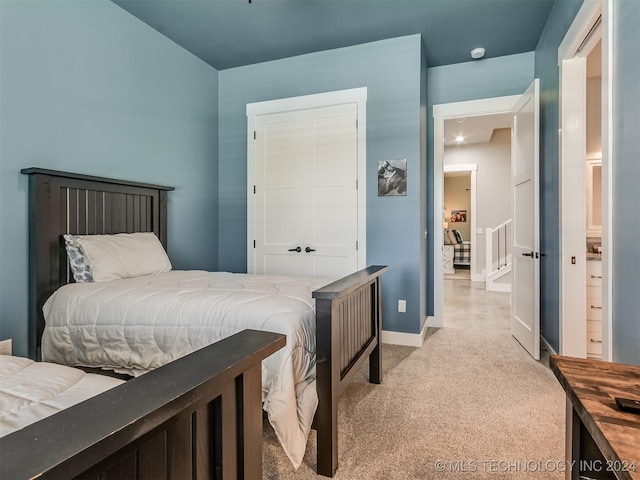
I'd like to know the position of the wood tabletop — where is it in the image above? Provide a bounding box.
[550,355,640,480]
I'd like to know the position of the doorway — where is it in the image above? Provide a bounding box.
[558,0,612,360]
[434,82,541,359]
[442,126,512,331]
[432,95,520,328]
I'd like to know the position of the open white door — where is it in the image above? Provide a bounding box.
[511,79,540,360]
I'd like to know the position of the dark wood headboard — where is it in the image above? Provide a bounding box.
[21,168,174,360]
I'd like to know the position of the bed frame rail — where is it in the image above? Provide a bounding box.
[0,329,285,480]
[313,265,389,477]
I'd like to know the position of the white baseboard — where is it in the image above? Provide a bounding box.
[425,314,442,328]
[471,269,485,283]
[382,322,428,347]
[486,283,511,293]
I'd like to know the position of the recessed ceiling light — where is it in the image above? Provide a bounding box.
[470,47,485,59]
[455,136,464,142]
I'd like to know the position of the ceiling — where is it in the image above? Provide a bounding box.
[112,0,556,70]
[444,113,513,146]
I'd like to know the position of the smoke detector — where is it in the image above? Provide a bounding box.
[470,47,486,59]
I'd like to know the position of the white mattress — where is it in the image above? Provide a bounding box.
[42,270,329,469]
[0,355,123,438]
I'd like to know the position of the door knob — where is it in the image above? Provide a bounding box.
[288,246,302,253]
[305,247,316,253]
[521,251,534,257]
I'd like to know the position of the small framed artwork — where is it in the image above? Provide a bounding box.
[378,159,407,196]
[451,209,467,222]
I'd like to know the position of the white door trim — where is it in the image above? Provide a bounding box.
[558,0,612,361]
[444,164,480,281]
[246,88,367,273]
[432,95,520,327]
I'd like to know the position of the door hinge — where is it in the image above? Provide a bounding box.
[253,185,256,194]
[356,119,358,129]
[253,240,256,248]
[356,240,358,250]
[355,179,358,190]
[253,131,256,140]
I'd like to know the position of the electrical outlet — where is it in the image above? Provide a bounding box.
[398,300,406,313]
[0,339,12,356]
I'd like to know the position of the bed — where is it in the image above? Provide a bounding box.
[454,242,471,266]
[446,228,471,266]
[0,329,285,479]
[21,167,388,477]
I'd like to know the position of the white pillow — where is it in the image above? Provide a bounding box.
[75,232,172,282]
[443,230,453,245]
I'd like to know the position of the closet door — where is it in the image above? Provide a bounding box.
[253,103,359,279]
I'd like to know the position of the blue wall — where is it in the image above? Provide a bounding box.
[533,0,585,354]
[0,1,219,357]
[218,35,424,334]
[426,52,536,316]
[612,0,640,364]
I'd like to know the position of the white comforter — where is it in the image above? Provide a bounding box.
[0,356,123,437]
[42,270,328,469]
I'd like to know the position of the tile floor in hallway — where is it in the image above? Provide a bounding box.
[443,267,511,331]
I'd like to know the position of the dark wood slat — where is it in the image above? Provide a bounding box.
[66,188,76,233]
[194,404,212,479]
[78,189,87,234]
[159,190,168,248]
[104,192,113,233]
[239,364,263,479]
[167,417,192,480]
[109,193,120,232]
[137,433,167,480]
[87,190,97,233]
[133,195,141,232]
[126,194,134,233]
[221,380,237,479]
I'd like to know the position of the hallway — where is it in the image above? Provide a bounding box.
[443,268,511,331]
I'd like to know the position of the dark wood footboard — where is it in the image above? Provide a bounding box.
[313,265,389,477]
[0,329,285,480]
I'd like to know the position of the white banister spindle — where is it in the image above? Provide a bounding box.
[485,219,512,292]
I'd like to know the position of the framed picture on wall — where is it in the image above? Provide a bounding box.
[451,209,467,222]
[378,159,407,196]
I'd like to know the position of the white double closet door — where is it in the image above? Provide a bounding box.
[251,102,359,280]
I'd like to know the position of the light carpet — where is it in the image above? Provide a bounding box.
[263,327,566,479]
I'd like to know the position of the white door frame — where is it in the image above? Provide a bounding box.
[246,88,368,273]
[443,164,478,280]
[432,95,520,327]
[558,0,612,360]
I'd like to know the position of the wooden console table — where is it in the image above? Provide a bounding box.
[550,355,640,480]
